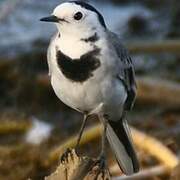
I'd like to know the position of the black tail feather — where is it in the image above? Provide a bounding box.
[106,119,139,175]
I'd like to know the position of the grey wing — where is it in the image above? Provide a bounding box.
[108,31,137,111]
[106,32,139,174]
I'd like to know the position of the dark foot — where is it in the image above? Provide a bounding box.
[60,148,72,163]
[75,139,82,155]
[74,145,80,155]
[94,155,106,169]
[92,155,107,179]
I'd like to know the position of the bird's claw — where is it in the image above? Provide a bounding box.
[74,144,80,154]
[92,155,107,179]
[94,155,106,169]
[60,148,72,163]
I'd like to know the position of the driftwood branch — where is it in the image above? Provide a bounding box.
[45,149,110,180]
[48,124,179,172]
[132,128,179,170]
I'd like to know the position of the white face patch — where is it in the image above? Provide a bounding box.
[51,2,106,38]
[53,3,85,22]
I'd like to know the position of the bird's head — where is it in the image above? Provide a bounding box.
[40,1,106,37]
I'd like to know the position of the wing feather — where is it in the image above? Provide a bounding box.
[108,31,137,110]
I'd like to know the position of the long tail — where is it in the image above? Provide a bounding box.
[106,119,139,175]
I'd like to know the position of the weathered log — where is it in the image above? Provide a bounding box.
[45,149,110,180]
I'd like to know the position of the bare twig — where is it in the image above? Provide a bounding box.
[112,166,167,180]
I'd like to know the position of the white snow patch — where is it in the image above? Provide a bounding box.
[25,118,53,145]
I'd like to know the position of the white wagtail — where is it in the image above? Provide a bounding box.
[40,1,139,175]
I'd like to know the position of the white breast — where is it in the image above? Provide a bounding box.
[48,33,127,119]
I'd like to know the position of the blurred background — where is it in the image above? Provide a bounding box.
[0,0,179,179]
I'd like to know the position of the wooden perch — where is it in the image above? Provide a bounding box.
[45,149,110,180]
[48,124,103,165]
[48,124,179,177]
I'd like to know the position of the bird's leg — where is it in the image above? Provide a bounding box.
[100,118,107,158]
[60,148,72,163]
[61,115,88,162]
[90,116,108,179]
[93,115,108,172]
[98,119,107,166]
[75,114,88,151]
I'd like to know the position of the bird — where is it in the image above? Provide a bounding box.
[40,1,139,175]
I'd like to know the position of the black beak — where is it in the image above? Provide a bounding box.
[40,15,59,22]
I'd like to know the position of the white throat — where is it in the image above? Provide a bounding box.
[55,27,105,59]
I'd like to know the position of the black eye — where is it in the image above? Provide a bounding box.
[74,12,83,20]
